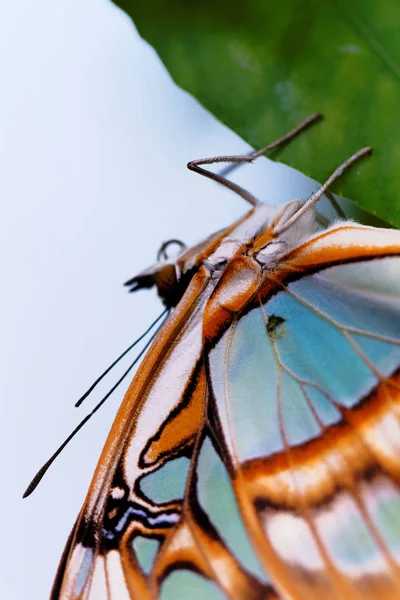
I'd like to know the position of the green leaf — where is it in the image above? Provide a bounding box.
[114,0,400,227]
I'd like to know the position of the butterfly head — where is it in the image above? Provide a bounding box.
[124,239,191,308]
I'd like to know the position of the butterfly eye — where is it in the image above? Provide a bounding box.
[157,239,186,261]
[123,239,189,307]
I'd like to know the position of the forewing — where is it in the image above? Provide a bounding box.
[206,226,400,599]
[51,268,216,599]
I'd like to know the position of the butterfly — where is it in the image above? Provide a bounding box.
[25,113,400,599]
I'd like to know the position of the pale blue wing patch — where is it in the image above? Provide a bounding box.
[160,570,226,600]
[139,457,190,504]
[196,437,270,585]
[132,536,159,574]
[209,294,362,462]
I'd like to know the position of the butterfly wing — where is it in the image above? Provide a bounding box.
[50,265,213,599]
[204,224,400,599]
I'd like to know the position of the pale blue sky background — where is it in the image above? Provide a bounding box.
[1,1,326,598]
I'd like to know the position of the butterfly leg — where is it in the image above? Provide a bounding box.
[187,113,323,206]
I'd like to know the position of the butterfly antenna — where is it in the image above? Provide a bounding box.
[23,311,170,498]
[273,146,372,235]
[218,113,323,179]
[187,113,322,207]
[75,308,168,407]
